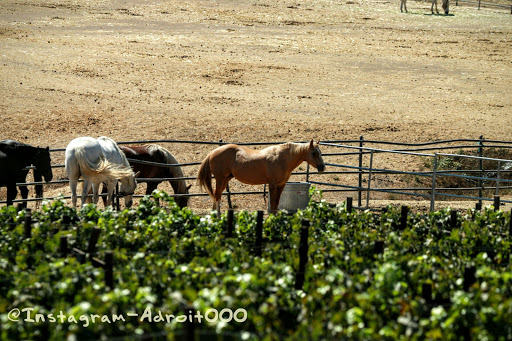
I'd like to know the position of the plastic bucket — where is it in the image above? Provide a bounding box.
[269,182,311,213]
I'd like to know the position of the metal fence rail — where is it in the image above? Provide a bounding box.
[3,137,512,211]
[455,0,512,12]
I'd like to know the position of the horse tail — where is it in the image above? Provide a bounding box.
[197,153,214,198]
[75,146,133,182]
[74,145,109,181]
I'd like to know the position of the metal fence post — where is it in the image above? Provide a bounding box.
[24,209,32,238]
[358,135,364,207]
[366,150,374,209]
[430,153,438,212]
[496,160,501,196]
[115,182,120,211]
[478,135,484,206]
[226,183,233,209]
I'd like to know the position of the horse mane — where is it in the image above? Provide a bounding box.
[285,142,309,157]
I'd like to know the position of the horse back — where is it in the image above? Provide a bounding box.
[0,140,34,178]
[121,145,167,178]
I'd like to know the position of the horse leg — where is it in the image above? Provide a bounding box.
[33,170,43,209]
[68,178,78,207]
[105,181,116,207]
[81,180,92,206]
[401,0,407,12]
[16,171,29,208]
[432,0,438,14]
[18,185,28,209]
[6,182,17,207]
[213,175,232,217]
[268,183,286,214]
[91,182,100,205]
[146,182,158,195]
[66,158,80,207]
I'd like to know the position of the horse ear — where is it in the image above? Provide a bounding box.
[309,139,314,148]
[134,171,141,178]
[187,184,192,191]
[316,140,320,145]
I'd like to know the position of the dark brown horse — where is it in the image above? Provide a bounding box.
[197,140,325,215]
[0,140,53,207]
[120,144,190,208]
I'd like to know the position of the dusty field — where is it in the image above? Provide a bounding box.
[1,0,511,212]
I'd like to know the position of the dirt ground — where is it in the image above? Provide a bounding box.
[1,0,511,212]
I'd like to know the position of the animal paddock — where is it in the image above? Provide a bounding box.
[402,0,512,13]
[3,137,512,213]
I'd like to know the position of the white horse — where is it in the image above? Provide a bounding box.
[401,0,449,15]
[65,136,138,208]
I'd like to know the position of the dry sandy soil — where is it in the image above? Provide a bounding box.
[1,0,511,212]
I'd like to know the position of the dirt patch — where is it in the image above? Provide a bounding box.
[1,0,511,211]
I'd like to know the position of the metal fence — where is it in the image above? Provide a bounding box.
[408,0,512,13]
[3,137,512,212]
[454,0,512,13]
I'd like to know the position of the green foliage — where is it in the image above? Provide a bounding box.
[1,190,512,339]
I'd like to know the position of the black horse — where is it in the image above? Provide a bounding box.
[0,140,53,207]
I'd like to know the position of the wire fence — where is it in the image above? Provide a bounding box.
[408,0,512,13]
[3,136,512,212]
[454,0,512,12]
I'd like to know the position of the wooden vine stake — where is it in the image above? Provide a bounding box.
[464,266,476,291]
[60,235,68,257]
[24,209,32,238]
[104,251,114,290]
[399,205,408,230]
[346,197,353,213]
[450,209,458,229]
[295,220,310,290]
[494,195,500,211]
[422,282,432,303]
[254,210,263,257]
[226,209,234,237]
[87,227,101,260]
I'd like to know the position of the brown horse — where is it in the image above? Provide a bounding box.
[120,144,191,208]
[197,140,325,215]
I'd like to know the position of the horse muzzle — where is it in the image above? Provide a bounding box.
[317,164,326,173]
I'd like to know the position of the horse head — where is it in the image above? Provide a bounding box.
[305,140,326,173]
[119,171,139,208]
[34,147,53,183]
[175,184,192,209]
